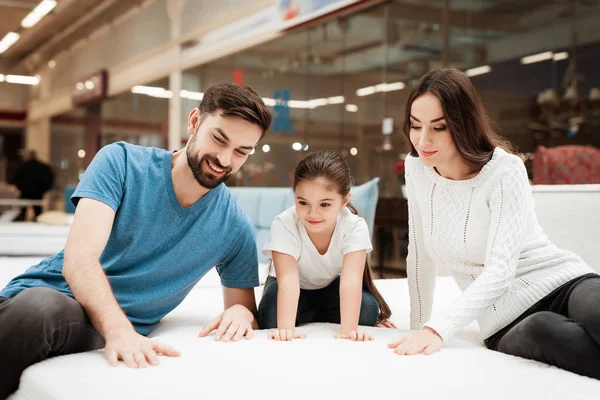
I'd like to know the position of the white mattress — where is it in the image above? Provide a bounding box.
[1,258,597,399]
[0,258,46,289]
[0,223,70,256]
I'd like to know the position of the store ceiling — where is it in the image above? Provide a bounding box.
[1,0,599,81]
[0,0,146,73]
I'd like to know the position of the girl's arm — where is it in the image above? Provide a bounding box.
[339,250,368,335]
[262,213,305,340]
[272,251,301,333]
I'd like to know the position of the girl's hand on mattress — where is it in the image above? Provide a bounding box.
[198,304,255,342]
[334,330,374,342]
[387,327,442,356]
[268,329,307,341]
[104,329,181,368]
[376,319,397,329]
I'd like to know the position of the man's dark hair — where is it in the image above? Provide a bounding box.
[198,84,271,139]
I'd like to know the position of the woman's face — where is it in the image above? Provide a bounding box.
[409,92,460,170]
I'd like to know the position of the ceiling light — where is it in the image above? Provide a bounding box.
[21,1,57,28]
[307,98,328,108]
[327,96,345,104]
[466,65,491,77]
[261,97,276,106]
[261,96,346,109]
[521,51,554,64]
[356,86,376,96]
[179,90,204,100]
[5,74,39,85]
[287,100,310,109]
[0,32,20,54]
[380,82,405,92]
[131,85,173,98]
[357,82,404,96]
[553,52,568,61]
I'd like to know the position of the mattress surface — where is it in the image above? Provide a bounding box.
[2,260,597,400]
[0,223,69,256]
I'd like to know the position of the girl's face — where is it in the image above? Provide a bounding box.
[294,177,349,234]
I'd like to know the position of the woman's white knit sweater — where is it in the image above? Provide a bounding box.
[405,148,594,341]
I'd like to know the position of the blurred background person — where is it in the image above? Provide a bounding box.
[14,150,54,221]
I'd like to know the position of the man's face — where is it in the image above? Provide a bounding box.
[186,110,262,189]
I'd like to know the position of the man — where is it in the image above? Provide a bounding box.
[0,83,271,397]
[14,149,54,221]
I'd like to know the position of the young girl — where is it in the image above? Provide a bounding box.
[388,68,600,379]
[258,150,394,341]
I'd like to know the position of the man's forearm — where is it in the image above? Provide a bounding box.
[63,256,133,339]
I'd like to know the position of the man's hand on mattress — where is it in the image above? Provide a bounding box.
[198,304,255,342]
[268,329,307,341]
[334,330,374,342]
[387,327,443,356]
[104,329,181,368]
[375,319,397,329]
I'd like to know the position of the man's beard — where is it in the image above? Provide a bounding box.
[186,149,233,189]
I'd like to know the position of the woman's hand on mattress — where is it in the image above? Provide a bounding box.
[334,330,374,342]
[376,319,397,329]
[104,329,181,368]
[387,327,443,355]
[198,304,255,342]
[268,329,307,341]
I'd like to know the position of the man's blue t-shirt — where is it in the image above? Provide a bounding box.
[0,142,259,335]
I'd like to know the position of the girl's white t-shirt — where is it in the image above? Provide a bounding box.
[262,206,373,290]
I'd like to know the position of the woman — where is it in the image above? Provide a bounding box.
[388,68,599,379]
